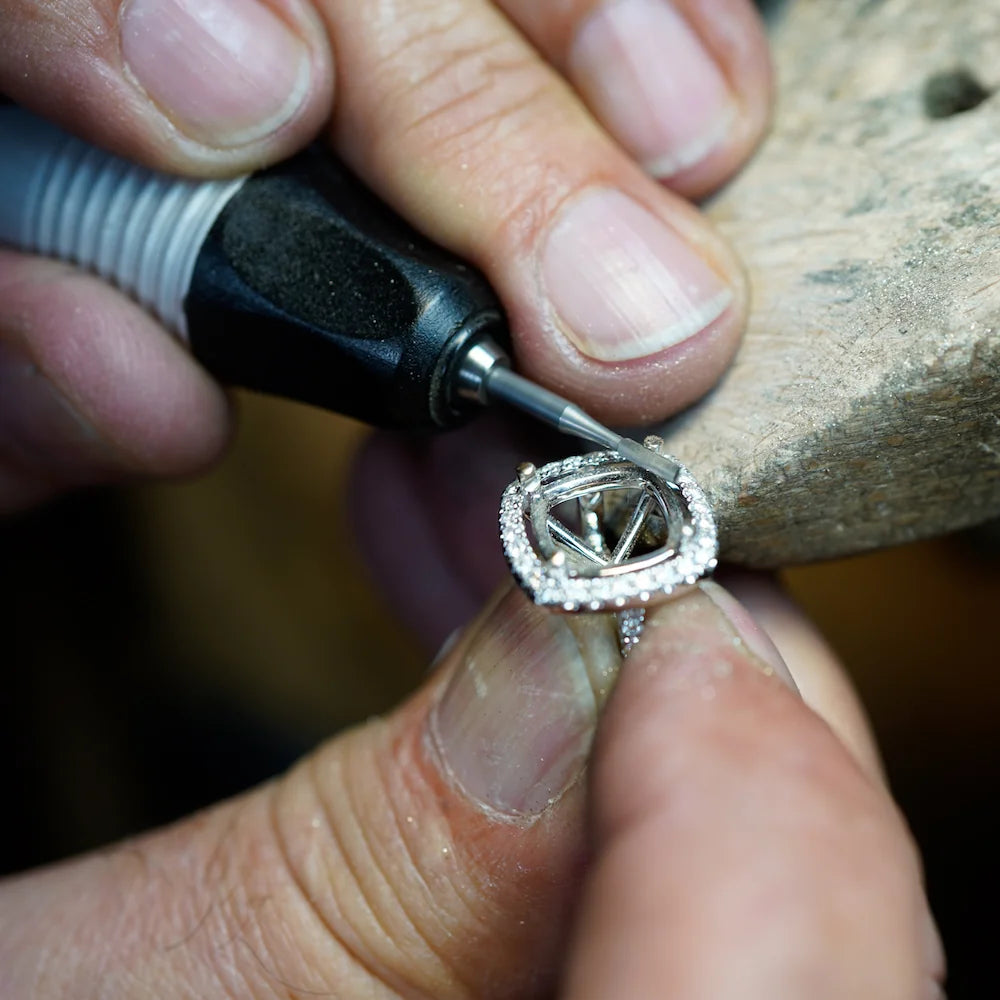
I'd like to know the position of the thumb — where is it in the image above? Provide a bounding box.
[264,585,621,995]
[2,0,334,175]
[0,584,621,997]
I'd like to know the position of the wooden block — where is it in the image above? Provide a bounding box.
[662,0,1000,565]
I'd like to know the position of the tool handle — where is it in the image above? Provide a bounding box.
[0,107,508,429]
[185,145,507,428]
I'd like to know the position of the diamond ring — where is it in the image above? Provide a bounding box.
[499,436,718,654]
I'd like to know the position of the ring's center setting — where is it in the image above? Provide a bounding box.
[499,437,718,624]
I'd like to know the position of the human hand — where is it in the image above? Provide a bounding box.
[1,0,770,510]
[0,577,944,997]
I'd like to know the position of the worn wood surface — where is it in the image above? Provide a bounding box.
[665,0,1000,566]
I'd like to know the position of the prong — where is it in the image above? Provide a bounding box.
[547,518,607,566]
[611,492,653,563]
[579,491,609,558]
[517,461,541,493]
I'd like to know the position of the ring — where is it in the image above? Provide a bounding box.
[499,436,718,655]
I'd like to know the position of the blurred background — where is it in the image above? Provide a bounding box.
[2,393,997,997]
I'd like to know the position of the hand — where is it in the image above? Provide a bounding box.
[0,577,944,997]
[0,0,770,510]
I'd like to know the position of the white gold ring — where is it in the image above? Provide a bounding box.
[499,436,718,654]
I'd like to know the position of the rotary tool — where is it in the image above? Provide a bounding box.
[0,107,679,484]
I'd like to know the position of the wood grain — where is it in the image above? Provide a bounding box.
[663,0,1000,565]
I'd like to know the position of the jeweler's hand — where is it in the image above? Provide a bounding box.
[0,0,770,511]
[0,578,944,999]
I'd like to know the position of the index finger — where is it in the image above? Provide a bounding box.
[315,0,768,424]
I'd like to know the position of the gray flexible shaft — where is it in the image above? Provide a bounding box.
[0,107,246,340]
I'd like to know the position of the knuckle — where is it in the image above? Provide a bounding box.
[369,7,570,179]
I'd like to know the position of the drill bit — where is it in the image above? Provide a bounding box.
[484,365,682,484]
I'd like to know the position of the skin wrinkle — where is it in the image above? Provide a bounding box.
[385,26,512,92]
[392,725,522,996]
[267,786,391,996]
[402,743,526,975]
[304,738,472,999]
[404,73,555,159]
[379,728,494,941]
[366,83,589,259]
[8,0,105,46]
[362,4,509,125]
[299,752,405,988]
[230,936,334,1000]
[5,3,120,114]
[373,785,470,985]
[338,737,453,991]
[58,824,242,997]
[2,2,936,994]
[339,2,592,209]
[58,0,116,50]
[480,158,580,262]
[0,571,933,997]
[362,0,469,50]
[318,0,749,424]
[377,21,566,174]
[253,788,352,997]
[341,737,469,996]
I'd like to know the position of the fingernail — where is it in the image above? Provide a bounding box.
[698,581,798,691]
[571,0,736,179]
[542,188,732,361]
[0,341,110,472]
[121,0,311,148]
[429,587,620,817]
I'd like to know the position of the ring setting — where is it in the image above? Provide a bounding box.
[499,436,718,653]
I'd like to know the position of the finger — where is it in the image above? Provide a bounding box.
[0,585,621,995]
[349,415,533,649]
[724,571,888,785]
[316,0,749,425]
[0,250,231,511]
[0,0,334,175]
[496,0,772,198]
[563,585,944,1000]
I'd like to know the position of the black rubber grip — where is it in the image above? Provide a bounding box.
[185,147,508,429]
